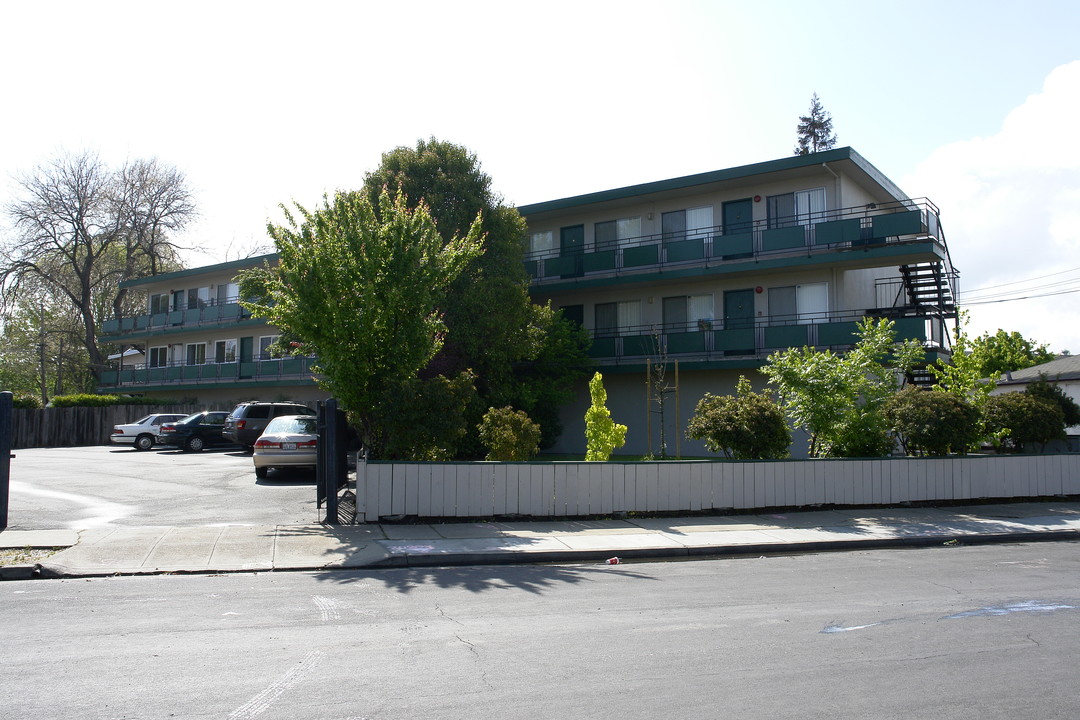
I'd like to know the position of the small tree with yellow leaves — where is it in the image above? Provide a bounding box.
[584,372,627,461]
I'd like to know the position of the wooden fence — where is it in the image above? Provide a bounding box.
[357,454,1080,522]
[11,406,210,449]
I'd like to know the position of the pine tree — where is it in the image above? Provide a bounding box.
[794,93,838,155]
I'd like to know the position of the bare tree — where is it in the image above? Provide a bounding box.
[2,150,195,383]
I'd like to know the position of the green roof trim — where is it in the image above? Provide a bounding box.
[119,253,279,289]
[517,147,908,216]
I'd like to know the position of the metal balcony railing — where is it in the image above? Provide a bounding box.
[98,355,318,388]
[587,311,949,365]
[525,198,944,284]
[101,299,252,338]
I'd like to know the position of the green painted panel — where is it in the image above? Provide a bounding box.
[624,244,659,268]
[666,331,706,354]
[184,308,203,324]
[714,328,755,352]
[102,319,119,334]
[872,210,923,239]
[221,303,241,319]
[762,225,806,251]
[588,337,617,358]
[818,321,859,346]
[544,255,577,277]
[101,371,118,385]
[166,366,183,381]
[716,232,753,258]
[149,367,166,381]
[151,312,168,326]
[281,358,303,374]
[763,324,808,349]
[118,369,133,383]
[239,362,258,378]
[665,238,705,263]
[893,317,927,342]
[814,218,861,246]
[259,360,281,376]
[582,250,616,273]
[120,317,135,332]
[524,260,539,279]
[168,311,184,325]
[182,365,200,380]
[621,335,654,356]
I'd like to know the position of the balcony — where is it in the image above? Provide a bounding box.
[100,301,252,339]
[99,355,318,389]
[587,311,950,367]
[525,198,944,287]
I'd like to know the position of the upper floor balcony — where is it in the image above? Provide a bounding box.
[100,299,253,340]
[98,354,318,389]
[525,198,945,289]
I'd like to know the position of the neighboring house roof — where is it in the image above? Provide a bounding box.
[995,355,1080,386]
[107,348,145,361]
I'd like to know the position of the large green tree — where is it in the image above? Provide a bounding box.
[763,317,924,457]
[969,329,1055,379]
[239,188,483,459]
[361,138,590,453]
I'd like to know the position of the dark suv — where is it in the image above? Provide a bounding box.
[223,401,315,450]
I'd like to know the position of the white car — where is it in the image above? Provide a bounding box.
[110,413,188,451]
[252,415,318,479]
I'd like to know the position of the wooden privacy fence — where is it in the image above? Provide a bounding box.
[357,454,1080,522]
[11,406,208,449]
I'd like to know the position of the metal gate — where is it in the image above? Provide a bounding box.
[316,398,352,524]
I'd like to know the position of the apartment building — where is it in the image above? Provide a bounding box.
[97,254,327,406]
[519,147,959,457]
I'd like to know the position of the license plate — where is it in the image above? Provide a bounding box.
[283,442,297,451]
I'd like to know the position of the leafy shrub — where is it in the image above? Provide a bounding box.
[686,376,790,459]
[984,392,1065,453]
[882,386,981,456]
[584,372,627,461]
[478,406,541,461]
[11,395,41,409]
[1025,375,1080,427]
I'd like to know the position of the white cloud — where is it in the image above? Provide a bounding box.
[903,61,1080,354]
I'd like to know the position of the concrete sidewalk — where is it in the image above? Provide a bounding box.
[2,501,1079,580]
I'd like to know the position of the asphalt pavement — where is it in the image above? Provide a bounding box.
[2,500,1079,579]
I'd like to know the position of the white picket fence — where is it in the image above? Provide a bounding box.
[356,454,1080,522]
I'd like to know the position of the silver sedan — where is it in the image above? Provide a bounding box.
[252,415,318,479]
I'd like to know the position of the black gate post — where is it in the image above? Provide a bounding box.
[318,398,346,524]
[0,391,12,529]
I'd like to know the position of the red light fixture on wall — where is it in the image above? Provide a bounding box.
[753,195,762,202]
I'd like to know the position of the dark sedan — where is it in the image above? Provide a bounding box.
[157,411,233,452]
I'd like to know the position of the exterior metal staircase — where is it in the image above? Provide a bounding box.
[899,261,956,315]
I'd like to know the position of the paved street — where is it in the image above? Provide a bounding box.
[5,446,319,530]
[3,543,1079,719]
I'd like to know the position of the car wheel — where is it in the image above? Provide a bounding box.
[135,434,155,451]
[186,436,206,452]
[255,466,268,479]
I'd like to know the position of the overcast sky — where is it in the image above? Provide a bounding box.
[2,0,1078,353]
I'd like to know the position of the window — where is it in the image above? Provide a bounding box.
[185,342,207,365]
[215,338,238,363]
[529,230,554,255]
[171,290,185,312]
[594,300,641,337]
[216,282,239,305]
[187,286,211,310]
[594,216,642,249]
[148,346,168,368]
[149,293,170,315]
[768,283,829,324]
[663,294,714,331]
[662,206,714,241]
[767,188,826,229]
[259,335,281,359]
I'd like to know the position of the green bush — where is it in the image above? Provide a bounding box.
[882,386,981,456]
[584,373,627,461]
[478,406,541,461]
[11,395,41,409]
[984,392,1065,453]
[1025,375,1080,427]
[686,376,790,459]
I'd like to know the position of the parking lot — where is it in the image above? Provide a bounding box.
[4,445,320,531]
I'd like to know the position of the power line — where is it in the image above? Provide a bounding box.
[960,286,1080,305]
[961,266,1080,295]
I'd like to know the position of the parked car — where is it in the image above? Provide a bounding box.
[110,413,188,451]
[157,411,233,452]
[252,414,318,479]
[223,401,315,451]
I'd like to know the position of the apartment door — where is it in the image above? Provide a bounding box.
[560,225,584,278]
[722,198,753,234]
[723,288,756,355]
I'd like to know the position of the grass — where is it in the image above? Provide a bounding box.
[0,547,58,566]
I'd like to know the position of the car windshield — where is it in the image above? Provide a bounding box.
[265,416,317,435]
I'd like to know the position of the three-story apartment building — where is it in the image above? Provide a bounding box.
[519,147,958,457]
[98,254,326,407]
